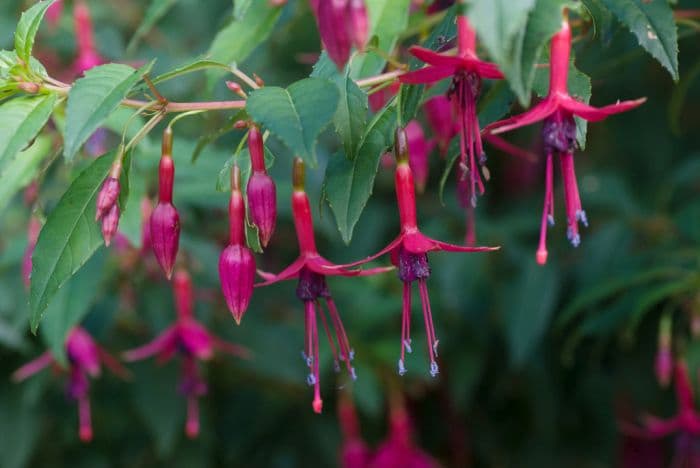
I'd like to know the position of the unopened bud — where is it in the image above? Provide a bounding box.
[150,202,180,279]
[101,204,120,246]
[95,176,120,221]
[225,80,246,98]
[247,173,277,247]
[18,82,40,94]
[253,73,265,88]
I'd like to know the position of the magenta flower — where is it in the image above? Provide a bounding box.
[150,128,180,279]
[334,128,496,377]
[621,361,700,466]
[12,327,129,442]
[246,125,277,247]
[257,158,391,413]
[219,165,256,324]
[313,0,369,69]
[405,120,434,194]
[72,0,103,75]
[484,18,645,264]
[422,95,456,156]
[22,216,41,289]
[46,0,64,28]
[338,395,372,468]
[123,269,249,438]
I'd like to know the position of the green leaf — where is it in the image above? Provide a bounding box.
[0,93,55,170]
[504,262,559,366]
[0,386,41,468]
[533,61,591,148]
[29,153,115,332]
[312,53,369,158]
[399,6,457,123]
[40,251,105,365]
[234,0,253,19]
[0,135,52,214]
[599,0,679,80]
[14,0,54,65]
[581,0,616,44]
[246,78,339,166]
[63,63,150,161]
[126,0,178,54]
[351,0,411,78]
[325,106,397,243]
[206,0,282,86]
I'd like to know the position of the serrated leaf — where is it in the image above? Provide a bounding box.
[325,106,397,243]
[63,63,150,161]
[312,53,369,158]
[351,0,411,78]
[40,252,105,365]
[29,152,115,332]
[246,78,339,166]
[206,0,282,86]
[599,0,678,80]
[0,93,55,170]
[126,0,178,54]
[14,0,54,65]
[0,135,52,214]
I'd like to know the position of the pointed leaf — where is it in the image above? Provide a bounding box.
[30,152,115,332]
[63,63,150,161]
[246,78,339,166]
[14,0,55,65]
[599,0,679,80]
[0,94,55,170]
[325,106,397,243]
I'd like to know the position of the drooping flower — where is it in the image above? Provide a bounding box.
[338,394,372,468]
[72,0,103,75]
[369,393,437,468]
[22,216,41,289]
[246,125,277,247]
[123,269,249,438]
[312,0,369,69]
[150,127,181,279]
[219,164,256,324]
[334,127,496,377]
[621,360,700,466]
[257,158,392,413]
[484,17,645,264]
[12,327,129,442]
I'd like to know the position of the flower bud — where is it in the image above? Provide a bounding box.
[318,0,352,69]
[101,204,120,247]
[150,201,180,280]
[46,0,64,28]
[247,127,277,247]
[95,177,120,221]
[348,0,369,51]
[406,120,431,193]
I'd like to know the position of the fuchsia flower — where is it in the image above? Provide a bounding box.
[95,158,123,247]
[72,0,103,75]
[46,0,64,28]
[246,125,277,247]
[484,17,645,264]
[370,395,437,468]
[150,127,181,279]
[423,95,457,156]
[219,165,256,324]
[312,0,369,69]
[621,361,700,466]
[257,158,392,413]
[22,216,41,289]
[335,128,496,377]
[405,120,434,194]
[338,395,372,468]
[369,81,400,113]
[12,327,129,442]
[123,269,249,438]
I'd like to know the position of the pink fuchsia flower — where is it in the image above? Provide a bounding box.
[369,81,400,113]
[484,18,645,264]
[334,127,497,377]
[12,327,129,442]
[123,269,249,438]
[313,0,369,69]
[246,126,277,247]
[423,95,457,156]
[338,394,372,468]
[219,165,256,324]
[46,0,64,28]
[405,120,434,194]
[150,127,181,279]
[72,0,103,75]
[400,16,503,212]
[369,394,437,468]
[22,216,42,289]
[257,158,392,413]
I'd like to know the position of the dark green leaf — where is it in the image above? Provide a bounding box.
[581,0,616,44]
[234,0,253,19]
[325,106,397,243]
[63,63,150,161]
[599,0,679,80]
[14,0,54,65]
[0,135,52,214]
[0,386,41,468]
[29,153,115,332]
[0,93,55,170]
[246,78,339,166]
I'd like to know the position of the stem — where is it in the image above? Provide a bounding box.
[356,70,404,88]
[121,99,246,112]
[231,67,260,90]
[125,111,165,152]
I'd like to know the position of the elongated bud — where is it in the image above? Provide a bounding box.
[95,160,122,221]
[655,314,672,388]
[101,204,120,246]
[246,127,277,247]
[291,158,318,255]
[318,0,352,69]
[348,0,368,51]
[151,128,180,279]
[73,0,102,74]
[225,80,246,98]
[406,120,431,193]
[22,217,42,289]
[219,165,256,324]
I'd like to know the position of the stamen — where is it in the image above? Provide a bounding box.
[430,360,440,378]
[418,279,439,373]
[537,153,554,265]
[403,339,413,354]
[398,359,407,376]
[307,373,317,386]
[401,282,412,365]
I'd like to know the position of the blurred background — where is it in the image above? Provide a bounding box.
[0,0,699,466]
